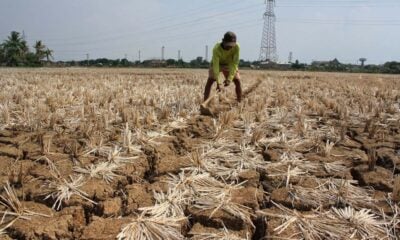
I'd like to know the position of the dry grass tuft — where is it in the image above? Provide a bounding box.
[0,182,50,233]
[117,214,186,240]
[43,174,96,210]
[258,202,391,239]
[73,161,120,183]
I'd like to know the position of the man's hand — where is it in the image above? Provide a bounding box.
[224,80,231,87]
[216,84,222,92]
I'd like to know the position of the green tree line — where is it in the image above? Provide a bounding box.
[0,31,53,67]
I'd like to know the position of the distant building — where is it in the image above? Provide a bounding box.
[142,59,166,67]
[259,61,290,70]
[311,61,331,67]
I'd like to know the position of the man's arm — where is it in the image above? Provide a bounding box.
[228,44,240,81]
[212,47,221,84]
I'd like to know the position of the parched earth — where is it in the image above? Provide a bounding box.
[0,68,399,239]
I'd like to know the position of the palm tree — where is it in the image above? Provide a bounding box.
[34,40,46,62]
[1,31,29,66]
[44,48,54,62]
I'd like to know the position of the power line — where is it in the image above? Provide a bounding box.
[40,3,263,47]
[54,18,264,55]
[276,3,400,7]
[277,18,400,25]
[25,0,235,42]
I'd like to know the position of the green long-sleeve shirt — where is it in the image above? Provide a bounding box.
[211,42,240,84]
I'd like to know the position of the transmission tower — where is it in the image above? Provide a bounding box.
[259,0,278,62]
[288,52,293,63]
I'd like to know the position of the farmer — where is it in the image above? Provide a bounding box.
[203,31,242,102]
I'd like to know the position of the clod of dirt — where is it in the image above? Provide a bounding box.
[81,216,131,240]
[270,188,316,211]
[187,188,260,232]
[7,160,36,187]
[330,147,369,164]
[171,128,197,153]
[0,134,28,145]
[0,157,13,175]
[80,178,114,201]
[351,165,394,191]
[0,145,22,159]
[29,164,54,180]
[337,138,362,149]
[263,165,313,189]
[8,201,75,240]
[0,130,14,138]
[156,156,192,175]
[100,197,122,217]
[40,153,74,178]
[373,191,395,214]
[20,178,45,202]
[149,175,171,193]
[231,187,263,210]
[124,183,154,215]
[262,148,281,162]
[187,206,250,232]
[187,116,215,138]
[262,207,303,239]
[238,170,260,188]
[296,177,320,188]
[117,156,149,180]
[376,148,400,172]
[20,142,42,160]
[293,141,318,153]
[59,206,86,232]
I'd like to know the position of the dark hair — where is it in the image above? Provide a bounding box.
[223,31,237,43]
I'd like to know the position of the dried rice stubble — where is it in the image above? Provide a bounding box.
[0,181,51,234]
[189,223,250,240]
[289,178,377,210]
[42,173,96,210]
[117,214,187,240]
[258,202,394,239]
[193,188,256,229]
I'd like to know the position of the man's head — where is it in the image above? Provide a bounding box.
[222,31,237,50]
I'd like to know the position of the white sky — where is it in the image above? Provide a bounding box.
[1,0,399,64]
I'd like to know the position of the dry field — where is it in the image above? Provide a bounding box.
[0,68,399,239]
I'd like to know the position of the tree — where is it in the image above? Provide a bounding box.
[120,58,130,67]
[291,60,306,70]
[44,48,54,62]
[190,56,205,68]
[1,31,29,66]
[0,45,4,65]
[166,59,176,66]
[382,61,400,74]
[34,40,47,62]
